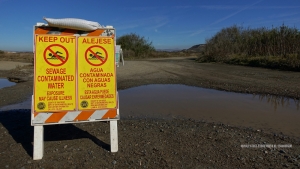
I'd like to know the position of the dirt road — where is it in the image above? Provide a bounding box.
[0,56,300,168]
[117,57,300,99]
[1,56,300,107]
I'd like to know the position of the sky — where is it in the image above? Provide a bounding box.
[0,0,300,52]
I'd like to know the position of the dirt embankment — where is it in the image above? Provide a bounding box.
[0,56,300,168]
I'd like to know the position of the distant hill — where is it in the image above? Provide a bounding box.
[185,44,206,52]
[153,44,206,53]
[156,48,182,52]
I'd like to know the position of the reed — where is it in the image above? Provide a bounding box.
[201,24,300,71]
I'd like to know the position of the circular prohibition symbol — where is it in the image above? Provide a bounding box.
[85,45,108,66]
[43,44,69,66]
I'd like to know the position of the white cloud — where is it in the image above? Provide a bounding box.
[189,0,263,37]
[130,6,161,11]
[268,12,300,19]
[147,21,168,32]
[175,5,300,10]
[115,15,169,33]
[117,24,140,31]
[254,6,300,9]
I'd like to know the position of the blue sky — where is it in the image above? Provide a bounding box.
[0,0,300,52]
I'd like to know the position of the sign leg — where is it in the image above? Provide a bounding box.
[33,125,44,160]
[110,121,118,152]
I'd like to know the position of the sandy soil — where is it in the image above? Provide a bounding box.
[0,61,31,70]
[0,56,300,168]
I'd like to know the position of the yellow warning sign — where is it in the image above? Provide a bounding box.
[34,35,76,112]
[77,37,116,110]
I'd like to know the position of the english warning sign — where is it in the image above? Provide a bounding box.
[77,37,116,110]
[34,35,76,112]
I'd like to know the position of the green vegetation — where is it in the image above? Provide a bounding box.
[0,50,4,54]
[117,33,155,59]
[200,24,300,71]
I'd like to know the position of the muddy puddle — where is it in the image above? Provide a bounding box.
[0,97,32,111]
[1,84,299,136]
[119,84,300,136]
[0,78,15,89]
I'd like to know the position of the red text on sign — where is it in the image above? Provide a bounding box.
[48,83,64,89]
[46,68,66,74]
[38,36,75,43]
[82,38,111,44]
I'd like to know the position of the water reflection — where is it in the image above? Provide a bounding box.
[254,94,299,111]
[119,84,300,136]
[0,78,15,89]
[1,84,298,113]
[1,84,300,136]
[119,84,299,116]
[0,97,31,111]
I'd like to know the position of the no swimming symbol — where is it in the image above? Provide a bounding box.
[43,44,69,66]
[85,45,108,66]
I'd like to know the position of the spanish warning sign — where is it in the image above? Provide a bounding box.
[34,35,76,112]
[77,37,116,110]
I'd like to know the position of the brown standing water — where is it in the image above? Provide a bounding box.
[0,78,15,89]
[119,84,300,137]
[1,84,299,137]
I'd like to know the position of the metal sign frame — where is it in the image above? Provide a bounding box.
[32,24,119,160]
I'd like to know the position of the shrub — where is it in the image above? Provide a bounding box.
[117,33,155,59]
[201,24,300,71]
